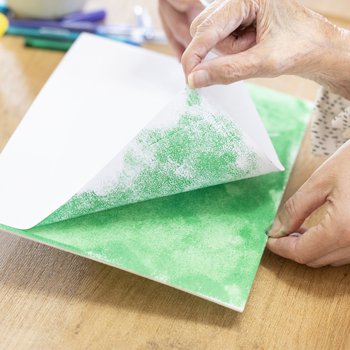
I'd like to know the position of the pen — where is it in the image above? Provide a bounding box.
[6,26,142,46]
[61,9,107,23]
[9,7,167,44]
[7,26,80,41]
[25,37,73,51]
[25,34,140,52]
[7,26,142,46]
[10,18,99,32]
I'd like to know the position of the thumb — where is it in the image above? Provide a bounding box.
[268,176,330,238]
[187,47,268,89]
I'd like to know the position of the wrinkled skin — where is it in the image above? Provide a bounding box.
[181,0,350,100]
[159,0,350,267]
[268,141,350,267]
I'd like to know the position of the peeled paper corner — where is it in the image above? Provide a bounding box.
[0,33,283,230]
[42,88,281,225]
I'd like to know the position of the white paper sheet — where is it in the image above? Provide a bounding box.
[0,33,283,230]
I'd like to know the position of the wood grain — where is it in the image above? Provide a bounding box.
[0,1,349,349]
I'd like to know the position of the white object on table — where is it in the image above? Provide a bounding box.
[7,0,87,19]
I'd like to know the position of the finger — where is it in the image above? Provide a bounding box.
[159,0,192,49]
[186,46,267,88]
[182,0,255,78]
[269,174,331,238]
[166,0,195,12]
[214,30,256,55]
[267,217,338,265]
[307,247,350,268]
[159,2,188,58]
[161,18,186,59]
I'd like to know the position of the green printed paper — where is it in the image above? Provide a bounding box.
[43,88,271,225]
[0,85,310,312]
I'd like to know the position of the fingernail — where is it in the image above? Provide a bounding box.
[268,218,284,238]
[188,70,209,89]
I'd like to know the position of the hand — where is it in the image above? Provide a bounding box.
[159,0,203,59]
[267,141,350,267]
[181,0,350,99]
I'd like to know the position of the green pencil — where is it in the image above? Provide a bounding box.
[25,37,73,52]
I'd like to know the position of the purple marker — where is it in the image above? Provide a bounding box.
[8,11,105,28]
[61,10,107,23]
[10,18,62,29]
[9,18,103,33]
[9,10,107,31]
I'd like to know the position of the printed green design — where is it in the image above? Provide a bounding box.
[0,85,311,311]
[43,89,259,224]
[186,88,202,106]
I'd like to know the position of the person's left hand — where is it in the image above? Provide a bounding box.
[267,140,350,267]
[159,0,203,59]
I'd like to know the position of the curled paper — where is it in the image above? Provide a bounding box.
[0,34,282,229]
[44,88,281,224]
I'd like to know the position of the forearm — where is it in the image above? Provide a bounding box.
[320,28,350,100]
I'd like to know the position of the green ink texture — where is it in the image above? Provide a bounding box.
[43,89,262,224]
[0,85,310,311]
[187,88,202,106]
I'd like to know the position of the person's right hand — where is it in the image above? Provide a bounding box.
[182,0,350,100]
[159,0,203,59]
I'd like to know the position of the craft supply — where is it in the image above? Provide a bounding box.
[7,26,80,41]
[6,5,167,45]
[0,13,8,37]
[7,26,141,46]
[10,18,81,30]
[9,18,144,42]
[9,18,120,33]
[10,18,102,32]
[25,37,73,51]
[0,78,309,313]
[62,9,107,23]
[0,4,8,14]
[0,33,283,230]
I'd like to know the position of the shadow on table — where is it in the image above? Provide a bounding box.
[261,249,350,298]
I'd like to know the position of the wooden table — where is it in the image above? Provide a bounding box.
[0,1,349,349]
